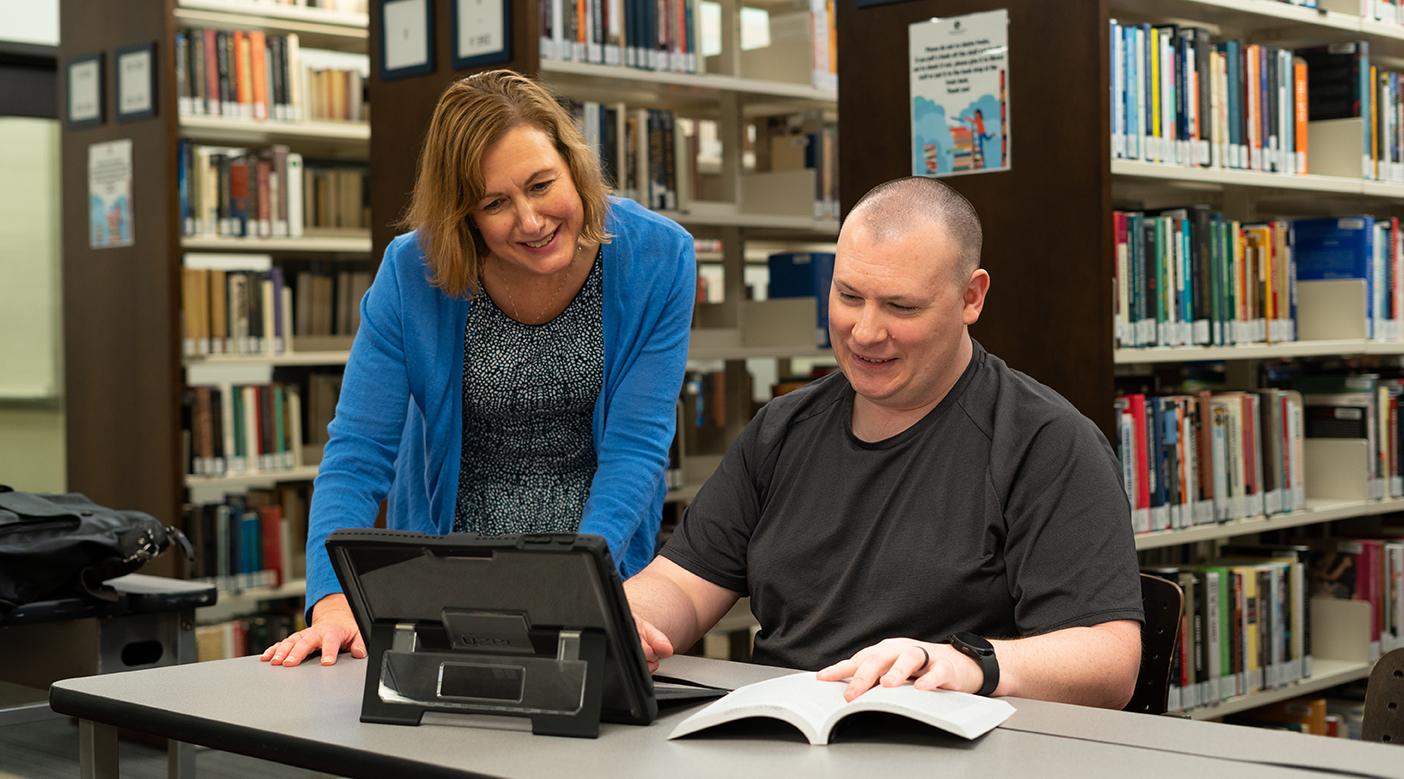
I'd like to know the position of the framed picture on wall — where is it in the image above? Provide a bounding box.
[451,0,511,70]
[115,42,158,122]
[65,52,104,130]
[381,0,435,80]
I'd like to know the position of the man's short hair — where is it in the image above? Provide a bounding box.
[847,177,984,285]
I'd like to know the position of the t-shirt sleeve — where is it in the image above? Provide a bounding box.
[999,412,1145,635]
[657,408,771,595]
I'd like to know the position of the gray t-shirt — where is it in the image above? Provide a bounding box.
[661,340,1144,671]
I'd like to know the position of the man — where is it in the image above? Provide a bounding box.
[626,176,1144,708]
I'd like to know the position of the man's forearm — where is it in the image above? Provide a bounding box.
[623,568,711,653]
[989,620,1142,708]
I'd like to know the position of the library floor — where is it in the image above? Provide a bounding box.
[0,716,332,779]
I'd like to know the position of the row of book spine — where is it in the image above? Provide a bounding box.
[539,0,701,74]
[182,484,307,593]
[1144,547,1312,712]
[1115,391,1305,535]
[1109,21,1310,174]
[1286,372,1404,501]
[578,103,688,212]
[539,0,836,88]
[1115,212,1404,348]
[179,141,369,239]
[1361,0,1404,24]
[190,0,367,11]
[196,611,302,663]
[183,382,305,478]
[175,27,367,123]
[754,110,840,221]
[181,260,370,357]
[1306,536,1404,662]
[1113,210,1296,348]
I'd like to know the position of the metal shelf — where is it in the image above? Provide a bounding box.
[180,233,371,254]
[1113,339,1404,364]
[1112,159,1366,194]
[184,465,319,488]
[178,116,369,154]
[539,59,836,107]
[1133,497,1404,550]
[175,0,367,52]
[1185,658,1371,720]
[183,350,351,367]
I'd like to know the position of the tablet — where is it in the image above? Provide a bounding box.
[326,529,718,736]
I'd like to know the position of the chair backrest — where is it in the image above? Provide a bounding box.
[1363,647,1404,744]
[1124,573,1184,715]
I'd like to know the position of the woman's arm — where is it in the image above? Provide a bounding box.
[578,216,697,575]
[264,239,418,667]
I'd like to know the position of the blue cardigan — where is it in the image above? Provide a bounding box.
[304,198,696,611]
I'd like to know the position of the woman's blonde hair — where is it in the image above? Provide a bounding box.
[398,70,612,298]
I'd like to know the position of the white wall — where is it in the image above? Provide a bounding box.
[0,113,65,491]
[0,0,59,46]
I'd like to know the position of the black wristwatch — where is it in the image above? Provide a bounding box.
[942,631,1000,697]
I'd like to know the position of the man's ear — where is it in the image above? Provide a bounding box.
[962,269,990,326]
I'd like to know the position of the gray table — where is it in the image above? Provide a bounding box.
[49,653,1404,779]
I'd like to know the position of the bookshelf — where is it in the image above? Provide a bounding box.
[834,0,1404,722]
[59,0,369,612]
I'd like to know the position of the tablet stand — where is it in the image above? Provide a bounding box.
[359,612,609,738]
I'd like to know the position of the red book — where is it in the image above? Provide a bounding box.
[259,505,284,587]
[203,28,219,115]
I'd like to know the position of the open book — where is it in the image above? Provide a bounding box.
[667,672,1016,745]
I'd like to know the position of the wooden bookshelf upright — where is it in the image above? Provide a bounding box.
[60,0,372,588]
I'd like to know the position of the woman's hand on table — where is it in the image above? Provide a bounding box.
[260,593,366,667]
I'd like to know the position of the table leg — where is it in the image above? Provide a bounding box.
[78,719,118,779]
[169,737,196,779]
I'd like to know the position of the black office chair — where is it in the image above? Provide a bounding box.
[1124,573,1184,716]
[1363,647,1404,744]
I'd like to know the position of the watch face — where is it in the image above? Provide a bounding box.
[953,631,994,654]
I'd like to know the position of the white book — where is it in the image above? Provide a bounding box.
[669,673,1015,745]
[286,153,304,238]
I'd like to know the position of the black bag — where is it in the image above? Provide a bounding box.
[0,485,193,616]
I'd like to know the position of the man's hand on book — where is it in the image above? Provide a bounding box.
[260,592,367,667]
[816,638,982,702]
[633,614,674,673]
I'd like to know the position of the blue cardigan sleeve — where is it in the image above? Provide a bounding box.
[577,205,696,577]
[303,236,416,612]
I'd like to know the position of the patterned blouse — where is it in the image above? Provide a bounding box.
[454,250,604,535]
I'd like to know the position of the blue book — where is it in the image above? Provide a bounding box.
[242,510,260,575]
[1127,25,1140,159]
[768,252,836,348]
[1225,42,1241,167]
[1293,216,1376,337]
[177,139,190,236]
[1146,399,1167,524]
[1142,24,1154,157]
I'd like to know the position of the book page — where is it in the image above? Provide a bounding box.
[669,672,1015,744]
[840,681,1016,740]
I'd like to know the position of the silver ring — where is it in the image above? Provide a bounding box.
[915,645,930,674]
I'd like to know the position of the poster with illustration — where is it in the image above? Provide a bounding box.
[910,10,1009,177]
[89,139,134,248]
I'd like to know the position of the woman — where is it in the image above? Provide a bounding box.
[261,70,696,667]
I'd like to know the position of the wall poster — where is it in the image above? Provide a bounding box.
[89,139,134,249]
[909,10,1010,177]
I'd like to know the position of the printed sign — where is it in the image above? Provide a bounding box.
[89,139,134,249]
[910,10,1010,177]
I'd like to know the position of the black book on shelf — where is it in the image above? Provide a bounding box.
[1295,42,1368,121]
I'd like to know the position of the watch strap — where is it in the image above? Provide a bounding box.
[945,632,999,697]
